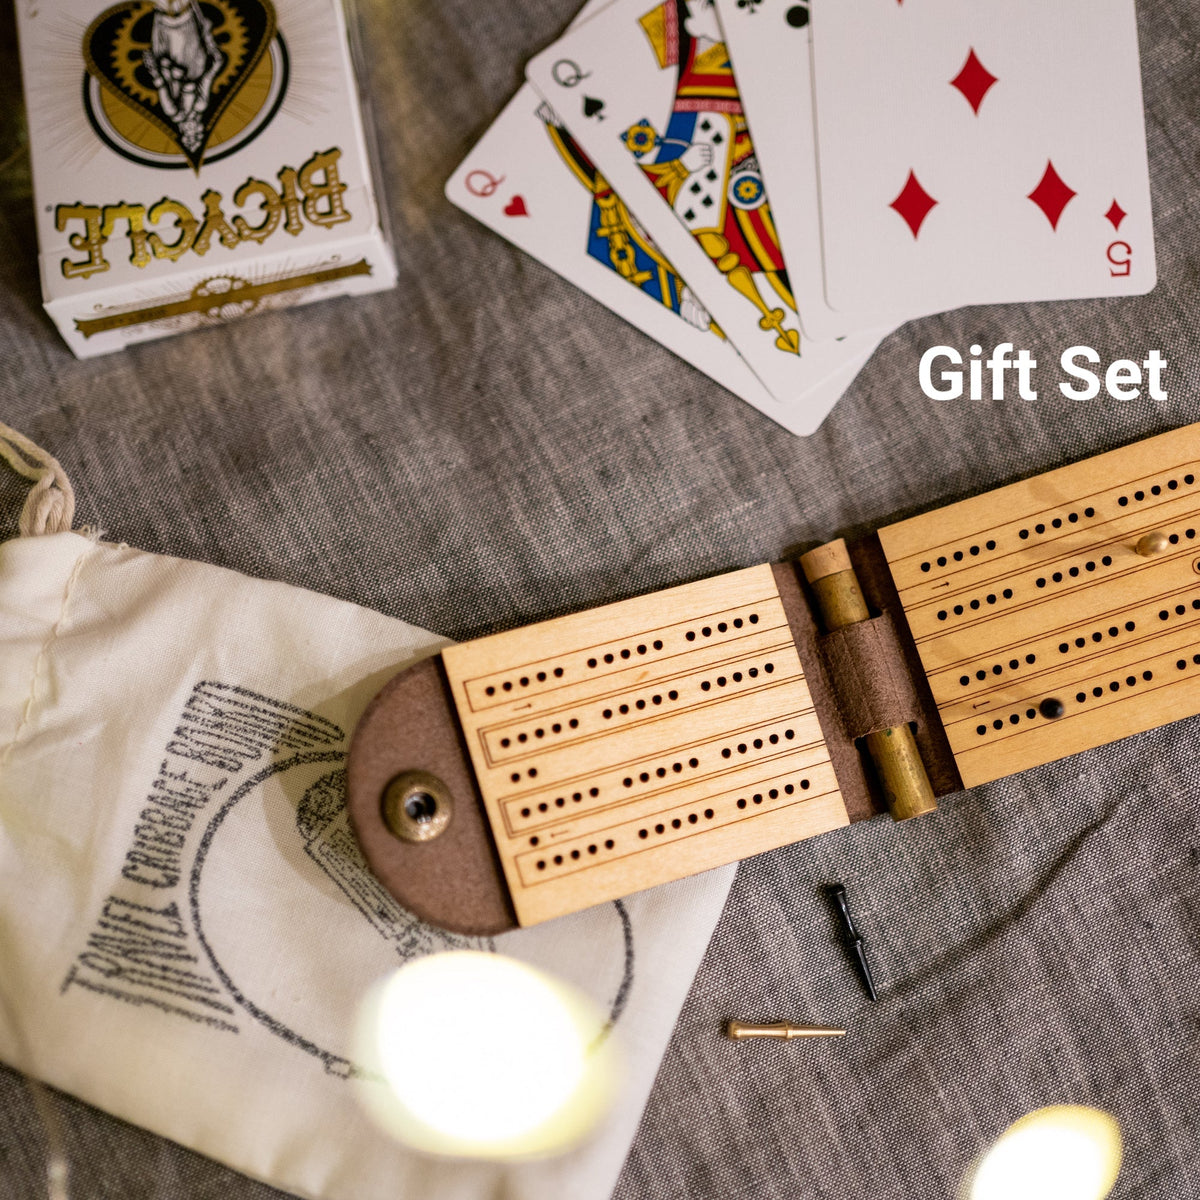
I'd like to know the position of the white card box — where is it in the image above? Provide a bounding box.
[15,0,397,357]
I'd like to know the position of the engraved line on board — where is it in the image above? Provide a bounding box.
[478,651,804,767]
[907,540,1199,645]
[487,701,820,795]
[898,499,1200,609]
[899,498,1200,608]
[463,593,780,684]
[941,642,1196,731]
[457,593,784,711]
[461,607,786,714]
[504,753,832,843]
[942,643,1200,749]
[502,742,833,837]
[492,719,828,838]
[886,453,1200,568]
[477,634,796,741]
[503,766,834,858]
[926,581,1200,693]
[889,452,1199,564]
[513,782,842,888]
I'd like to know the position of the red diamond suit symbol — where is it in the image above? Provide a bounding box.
[950,48,998,116]
[890,170,938,238]
[1027,161,1077,230]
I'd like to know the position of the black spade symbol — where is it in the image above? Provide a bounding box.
[83,0,277,172]
[583,95,606,119]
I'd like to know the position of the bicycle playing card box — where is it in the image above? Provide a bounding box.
[14,0,397,358]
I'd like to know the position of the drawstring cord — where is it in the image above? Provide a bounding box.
[0,423,76,537]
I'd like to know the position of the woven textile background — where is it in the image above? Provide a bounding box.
[2,1,1198,1197]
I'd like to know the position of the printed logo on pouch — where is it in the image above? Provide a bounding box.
[61,681,635,1075]
[82,0,287,172]
[60,682,482,1075]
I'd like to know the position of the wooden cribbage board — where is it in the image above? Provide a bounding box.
[347,422,1200,934]
[879,424,1200,788]
[440,565,847,927]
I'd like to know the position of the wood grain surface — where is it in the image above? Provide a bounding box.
[880,423,1200,787]
[442,564,848,925]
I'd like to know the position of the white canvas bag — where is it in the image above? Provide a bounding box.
[0,426,734,1200]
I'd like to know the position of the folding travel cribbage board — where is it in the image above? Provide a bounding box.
[347,422,1200,933]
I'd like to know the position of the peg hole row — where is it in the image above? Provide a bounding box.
[1075,670,1155,703]
[586,639,664,669]
[535,836,616,870]
[638,808,715,839]
[485,667,564,697]
[1035,555,1113,589]
[960,653,1037,686]
[602,689,679,719]
[521,786,601,818]
[1117,474,1194,507]
[685,614,759,642]
[920,539,998,572]
[937,588,1014,621]
[736,780,809,809]
[976,706,1042,736]
[1159,598,1200,621]
[500,718,580,748]
[1058,621,1136,655]
[1018,508,1095,540]
[701,662,774,692]
[720,729,795,759]
[622,757,700,789]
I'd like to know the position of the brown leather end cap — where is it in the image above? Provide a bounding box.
[346,654,518,936]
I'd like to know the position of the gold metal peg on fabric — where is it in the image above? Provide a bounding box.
[1136,530,1170,557]
[724,1021,846,1041]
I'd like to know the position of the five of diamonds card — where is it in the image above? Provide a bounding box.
[447,0,1155,435]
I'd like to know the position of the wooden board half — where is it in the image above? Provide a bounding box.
[440,564,848,926]
[878,423,1200,788]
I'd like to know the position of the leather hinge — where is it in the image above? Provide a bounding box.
[818,612,924,740]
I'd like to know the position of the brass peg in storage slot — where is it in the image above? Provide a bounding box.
[798,539,937,822]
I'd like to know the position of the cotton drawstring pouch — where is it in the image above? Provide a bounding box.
[0,424,735,1200]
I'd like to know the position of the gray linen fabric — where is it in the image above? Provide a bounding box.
[2,0,1199,1197]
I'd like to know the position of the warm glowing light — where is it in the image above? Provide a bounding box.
[356,951,617,1160]
[970,1106,1122,1200]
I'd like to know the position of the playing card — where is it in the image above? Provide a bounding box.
[714,0,907,340]
[524,0,885,430]
[811,0,1156,319]
[446,86,770,425]
[446,81,879,435]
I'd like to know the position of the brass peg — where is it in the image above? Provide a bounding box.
[1136,530,1170,557]
[798,539,937,821]
[725,1021,846,1041]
